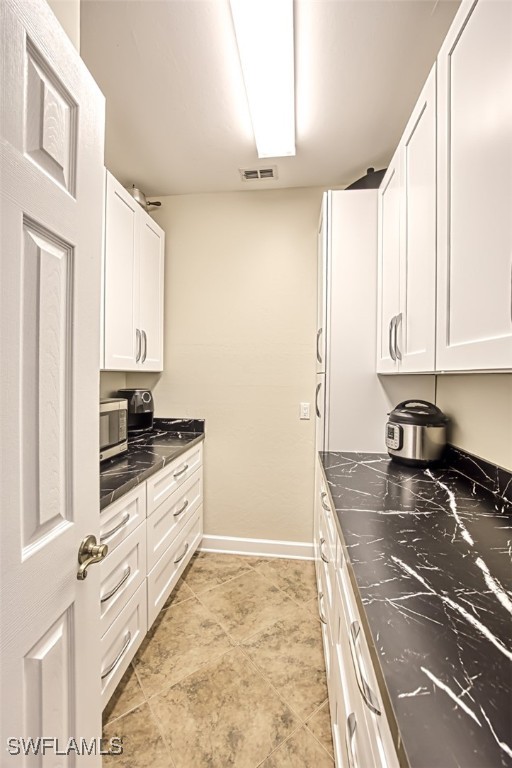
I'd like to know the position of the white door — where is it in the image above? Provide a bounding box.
[399,65,437,372]
[138,216,164,371]
[436,0,512,371]
[1,0,105,762]
[103,171,138,371]
[376,152,401,373]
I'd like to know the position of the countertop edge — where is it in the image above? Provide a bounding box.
[100,433,205,510]
[317,454,411,768]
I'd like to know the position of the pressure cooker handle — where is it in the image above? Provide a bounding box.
[146,201,161,207]
[397,400,439,410]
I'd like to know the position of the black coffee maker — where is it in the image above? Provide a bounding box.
[117,389,154,433]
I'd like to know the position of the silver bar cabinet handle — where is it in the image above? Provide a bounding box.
[318,592,328,625]
[174,541,190,564]
[395,312,402,361]
[315,382,322,418]
[320,537,329,564]
[316,328,323,365]
[389,316,396,361]
[101,631,131,679]
[173,464,189,480]
[100,513,130,542]
[100,566,131,603]
[173,499,189,518]
[320,491,330,511]
[135,329,141,363]
[346,712,358,768]
[141,330,147,363]
[350,620,381,715]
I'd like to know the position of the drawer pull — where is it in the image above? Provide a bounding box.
[100,566,131,604]
[350,620,381,715]
[320,537,329,564]
[174,541,190,564]
[320,491,330,511]
[100,513,130,542]
[101,631,131,680]
[173,464,189,480]
[318,592,327,625]
[346,712,358,768]
[173,499,189,518]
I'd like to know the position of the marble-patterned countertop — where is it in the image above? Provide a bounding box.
[100,418,205,510]
[320,451,512,768]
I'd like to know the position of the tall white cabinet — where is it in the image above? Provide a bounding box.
[377,66,437,374]
[102,171,165,372]
[317,190,394,453]
[436,0,512,371]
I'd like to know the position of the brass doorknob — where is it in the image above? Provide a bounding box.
[77,535,108,580]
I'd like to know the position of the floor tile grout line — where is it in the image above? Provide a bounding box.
[237,644,321,729]
[102,662,148,727]
[144,645,237,706]
[146,689,179,768]
[253,720,306,768]
[304,720,335,761]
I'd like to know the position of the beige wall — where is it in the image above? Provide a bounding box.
[100,371,127,399]
[46,0,80,50]
[436,374,512,470]
[127,188,323,543]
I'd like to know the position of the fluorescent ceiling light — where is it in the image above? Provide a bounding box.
[229,0,296,159]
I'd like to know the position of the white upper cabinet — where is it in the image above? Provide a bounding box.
[377,151,402,373]
[102,171,165,372]
[436,0,512,371]
[377,66,436,374]
[399,66,437,372]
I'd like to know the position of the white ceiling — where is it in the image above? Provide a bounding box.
[80,0,460,196]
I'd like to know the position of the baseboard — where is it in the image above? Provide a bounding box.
[199,534,314,560]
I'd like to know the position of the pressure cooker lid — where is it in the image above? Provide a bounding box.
[388,400,448,426]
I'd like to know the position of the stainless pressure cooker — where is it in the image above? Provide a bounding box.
[386,400,448,467]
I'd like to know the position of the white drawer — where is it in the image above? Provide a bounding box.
[319,478,337,553]
[334,570,399,768]
[100,484,146,552]
[146,468,202,571]
[101,582,147,708]
[147,509,203,629]
[100,521,147,636]
[146,444,202,517]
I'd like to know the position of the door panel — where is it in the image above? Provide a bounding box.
[138,217,164,370]
[437,0,512,369]
[377,156,401,372]
[104,173,138,370]
[400,66,436,372]
[1,0,105,759]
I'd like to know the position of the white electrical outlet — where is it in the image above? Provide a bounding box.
[300,402,310,420]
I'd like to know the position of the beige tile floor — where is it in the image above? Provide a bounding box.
[103,553,334,768]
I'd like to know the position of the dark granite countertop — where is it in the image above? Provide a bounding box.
[100,418,205,510]
[320,450,512,768]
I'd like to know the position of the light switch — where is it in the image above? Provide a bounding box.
[300,402,310,420]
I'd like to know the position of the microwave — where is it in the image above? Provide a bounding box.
[100,398,128,462]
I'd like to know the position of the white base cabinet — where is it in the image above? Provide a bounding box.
[315,456,399,768]
[99,443,203,707]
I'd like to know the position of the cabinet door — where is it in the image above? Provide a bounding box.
[103,171,139,370]
[437,0,512,371]
[399,66,437,372]
[138,215,164,371]
[316,194,328,373]
[377,153,401,373]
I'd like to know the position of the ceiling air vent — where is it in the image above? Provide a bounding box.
[239,166,278,182]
